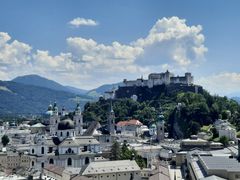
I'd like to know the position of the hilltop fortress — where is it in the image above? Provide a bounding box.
[115,70,203,101]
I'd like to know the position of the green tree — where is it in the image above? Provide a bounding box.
[110,141,121,160]
[219,136,229,147]
[1,134,10,147]
[211,127,219,139]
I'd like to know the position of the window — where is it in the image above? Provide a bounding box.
[32,161,34,167]
[32,149,34,154]
[67,158,72,166]
[60,132,63,137]
[49,159,54,164]
[49,147,53,153]
[41,162,44,168]
[41,147,44,154]
[66,148,74,154]
[85,157,89,165]
[67,131,69,137]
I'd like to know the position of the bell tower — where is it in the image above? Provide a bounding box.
[157,109,165,142]
[49,102,59,136]
[108,102,116,135]
[74,103,83,135]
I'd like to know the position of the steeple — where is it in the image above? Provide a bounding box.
[156,106,165,142]
[74,102,83,135]
[53,102,58,115]
[108,98,115,135]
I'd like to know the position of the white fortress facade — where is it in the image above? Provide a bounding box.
[122,70,194,88]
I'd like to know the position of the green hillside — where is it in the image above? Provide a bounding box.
[0,80,93,115]
[83,90,240,138]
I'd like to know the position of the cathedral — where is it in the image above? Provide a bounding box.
[28,102,101,171]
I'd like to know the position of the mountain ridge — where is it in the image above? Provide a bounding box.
[0,80,93,115]
[12,74,88,95]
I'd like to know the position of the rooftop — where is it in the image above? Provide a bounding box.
[82,160,140,175]
[199,155,240,172]
[116,119,143,127]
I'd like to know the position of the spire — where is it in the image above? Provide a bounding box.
[75,102,81,114]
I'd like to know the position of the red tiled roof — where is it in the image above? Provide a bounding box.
[116,119,143,126]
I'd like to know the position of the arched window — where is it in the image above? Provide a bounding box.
[41,147,44,154]
[32,149,34,154]
[32,161,34,167]
[67,158,72,166]
[49,159,54,164]
[67,131,69,137]
[85,157,89,165]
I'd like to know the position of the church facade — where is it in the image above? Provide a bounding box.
[28,103,101,171]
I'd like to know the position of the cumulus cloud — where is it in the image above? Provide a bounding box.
[69,17,98,27]
[0,17,208,89]
[197,72,240,96]
[132,17,207,69]
[0,32,32,79]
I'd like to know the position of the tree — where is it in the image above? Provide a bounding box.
[1,135,9,147]
[219,136,229,147]
[110,141,121,160]
[211,127,219,139]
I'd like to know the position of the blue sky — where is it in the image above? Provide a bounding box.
[0,0,240,96]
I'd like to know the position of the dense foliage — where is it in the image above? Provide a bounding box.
[83,90,240,138]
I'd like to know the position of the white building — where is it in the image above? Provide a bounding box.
[214,119,237,141]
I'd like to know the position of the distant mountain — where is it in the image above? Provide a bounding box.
[0,80,93,115]
[232,97,240,104]
[12,74,88,95]
[87,82,123,97]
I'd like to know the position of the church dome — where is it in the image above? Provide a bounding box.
[58,119,75,130]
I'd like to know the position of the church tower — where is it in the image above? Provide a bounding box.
[49,102,59,136]
[108,101,116,135]
[157,111,165,142]
[74,103,83,135]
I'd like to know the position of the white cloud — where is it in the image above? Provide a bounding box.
[69,17,98,27]
[197,72,240,96]
[0,17,208,89]
[132,17,207,69]
[0,32,32,66]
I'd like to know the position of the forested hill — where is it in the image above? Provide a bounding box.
[83,90,240,138]
[0,80,93,115]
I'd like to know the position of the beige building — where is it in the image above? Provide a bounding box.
[82,160,141,180]
[0,151,30,173]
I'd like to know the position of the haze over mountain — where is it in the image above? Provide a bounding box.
[12,74,122,98]
[12,74,88,95]
[0,80,93,115]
